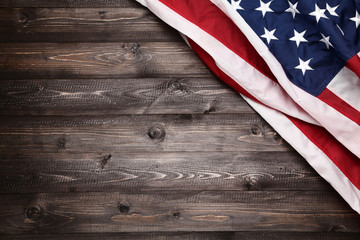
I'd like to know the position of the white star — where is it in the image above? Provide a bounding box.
[326,3,339,17]
[289,29,308,47]
[350,11,360,28]
[255,0,273,17]
[295,58,314,75]
[261,27,278,44]
[285,1,300,19]
[231,0,243,11]
[309,4,328,23]
[320,33,333,49]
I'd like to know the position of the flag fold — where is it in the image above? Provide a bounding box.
[136,0,360,214]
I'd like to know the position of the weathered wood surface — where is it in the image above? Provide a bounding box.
[0,0,139,8]
[0,191,359,234]
[1,1,359,239]
[0,42,211,79]
[0,114,290,153]
[0,8,182,42]
[0,78,254,115]
[2,232,360,240]
[0,151,331,193]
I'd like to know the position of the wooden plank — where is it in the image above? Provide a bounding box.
[0,0,140,8]
[0,8,182,42]
[0,78,255,115]
[0,42,211,79]
[0,114,291,154]
[0,191,359,234]
[2,232,360,240]
[0,151,331,193]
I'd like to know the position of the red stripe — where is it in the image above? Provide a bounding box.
[346,54,360,79]
[187,34,360,191]
[289,116,360,190]
[156,0,360,191]
[159,0,277,82]
[317,88,360,125]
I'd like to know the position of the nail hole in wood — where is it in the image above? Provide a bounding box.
[119,204,130,213]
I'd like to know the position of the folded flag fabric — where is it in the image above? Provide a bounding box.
[186,35,360,214]
[136,0,360,213]
[138,0,320,125]
[211,0,360,158]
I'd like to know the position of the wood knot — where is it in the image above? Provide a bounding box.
[273,133,282,142]
[170,81,182,90]
[329,225,347,232]
[100,154,112,169]
[98,11,106,16]
[169,80,189,93]
[124,43,140,55]
[123,43,141,60]
[245,176,261,191]
[203,106,216,114]
[172,211,180,218]
[147,125,166,141]
[17,11,30,25]
[250,126,263,136]
[25,206,42,222]
[57,138,66,149]
[119,204,130,213]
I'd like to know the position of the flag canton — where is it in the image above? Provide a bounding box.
[228,0,360,96]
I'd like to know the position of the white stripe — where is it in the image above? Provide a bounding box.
[211,0,360,158]
[327,67,360,111]
[137,0,360,214]
[136,0,319,125]
[243,95,360,214]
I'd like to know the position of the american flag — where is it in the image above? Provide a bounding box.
[213,0,360,160]
[136,0,360,214]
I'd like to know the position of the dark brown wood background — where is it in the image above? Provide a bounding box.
[1,0,359,239]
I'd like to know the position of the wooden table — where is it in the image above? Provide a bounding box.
[1,1,359,239]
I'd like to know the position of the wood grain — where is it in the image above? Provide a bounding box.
[0,42,211,79]
[0,191,359,234]
[0,78,255,115]
[0,151,331,193]
[2,232,360,240]
[1,0,359,238]
[0,114,291,154]
[0,0,140,8]
[0,8,182,42]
